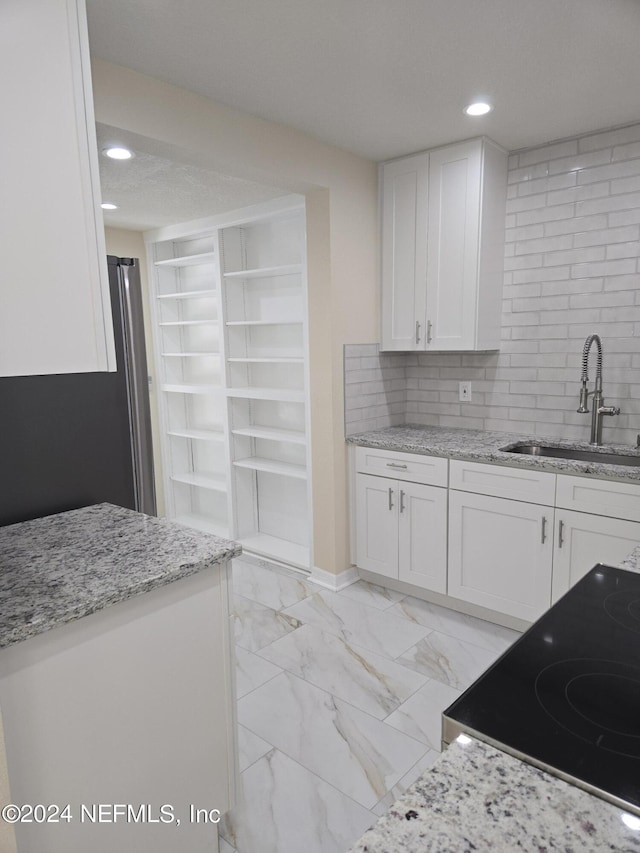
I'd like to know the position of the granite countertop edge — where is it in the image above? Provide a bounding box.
[349,737,640,853]
[0,503,242,651]
[346,423,640,483]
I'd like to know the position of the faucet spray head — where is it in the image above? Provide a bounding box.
[577,382,590,413]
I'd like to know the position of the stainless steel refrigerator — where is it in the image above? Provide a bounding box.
[0,256,156,526]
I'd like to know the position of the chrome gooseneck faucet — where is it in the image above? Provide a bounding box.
[577,334,620,445]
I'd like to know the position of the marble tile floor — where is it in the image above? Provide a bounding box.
[221,557,521,853]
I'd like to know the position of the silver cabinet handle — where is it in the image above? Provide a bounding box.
[426,320,432,344]
[541,516,547,544]
[415,320,421,344]
[558,520,564,549]
[386,463,408,469]
[400,490,406,513]
[388,487,394,511]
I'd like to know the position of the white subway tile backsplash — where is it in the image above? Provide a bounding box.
[512,266,570,283]
[547,182,610,206]
[541,277,603,296]
[507,162,549,184]
[606,241,640,260]
[516,203,575,226]
[577,192,640,217]
[505,223,545,243]
[579,124,640,153]
[547,149,612,175]
[574,225,640,247]
[518,139,578,167]
[609,209,640,227]
[571,259,637,278]
[505,193,547,213]
[345,122,640,442]
[514,234,572,256]
[544,213,608,236]
[543,246,606,266]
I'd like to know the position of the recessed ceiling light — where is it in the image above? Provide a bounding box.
[103,146,133,160]
[464,102,492,117]
[101,203,118,210]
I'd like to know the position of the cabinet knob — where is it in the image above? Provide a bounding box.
[558,519,564,549]
[415,321,421,344]
[541,516,547,544]
[426,320,432,344]
[386,462,408,469]
[400,490,406,513]
[388,487,394,511]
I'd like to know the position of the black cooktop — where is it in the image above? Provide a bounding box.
[443,564,640,814]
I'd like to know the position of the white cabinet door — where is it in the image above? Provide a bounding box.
[426,140,482,351]
[355,474,399,578]
[398,481,447,593]
[0,0,115,376]
[380,154,429,351]
[448,490,553,622]
[551,510,640,603]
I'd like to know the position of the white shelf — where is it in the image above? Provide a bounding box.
[231,426,306,444]
[223,264,302,280]
[151,202,309,575]
[159,320,215,327]
[173,514,229,538]
[226,387,306,403]
[155,252,216,268]
[158,289,217,299]
[162,351,220,358]
[168,428,225,442]
[227,357,304,364]
[162,383,221,394]
[240,533,309,569]
[226,320,302,327]
[171,472,227,492]
[233,456,306,480]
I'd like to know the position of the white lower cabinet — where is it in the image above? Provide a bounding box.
[355,474,399,579]
[356,473,447,593]
[551,509,640,603]
[353,448,640,626]
[448,490,553,622]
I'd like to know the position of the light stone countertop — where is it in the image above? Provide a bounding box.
[347,424,640,483]
[349,737,640,853]
[0,503,241,650]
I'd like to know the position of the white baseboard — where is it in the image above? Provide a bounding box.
[308,565,360,592]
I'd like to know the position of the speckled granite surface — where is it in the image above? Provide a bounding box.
[620,547,640,572]
[0,503,241,650]
[347,424,640,482]
[350,737,640,853]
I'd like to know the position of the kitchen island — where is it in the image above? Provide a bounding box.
[349,736,640,852]
[0,503,241,853]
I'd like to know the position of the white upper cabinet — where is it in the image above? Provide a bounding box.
[380,153,429,350]
[0,0,115,376]
[380,138,507,352]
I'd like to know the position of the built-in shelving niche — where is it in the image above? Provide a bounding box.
[148,197,312,569]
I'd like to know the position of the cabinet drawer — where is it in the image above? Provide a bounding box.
[556,475,640,523]
[355,446,448,487]
[449,459,556,505]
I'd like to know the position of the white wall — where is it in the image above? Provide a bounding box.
[93,60,378,575]
[104,227,165,516]
[346,122,640,446]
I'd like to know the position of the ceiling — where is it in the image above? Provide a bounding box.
[87,0,640,163]
[96,125,286,231]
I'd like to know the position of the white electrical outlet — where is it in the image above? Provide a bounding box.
[459,382,472,402]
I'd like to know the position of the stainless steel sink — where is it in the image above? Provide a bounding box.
[500,443,640,467]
